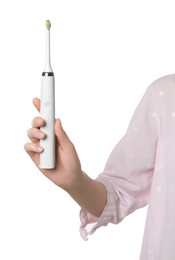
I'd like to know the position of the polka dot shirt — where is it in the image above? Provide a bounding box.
[80,74,175,260]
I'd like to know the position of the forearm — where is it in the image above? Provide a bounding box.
[65,172,107,218]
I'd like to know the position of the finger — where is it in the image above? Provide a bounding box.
[24,142,44,155]
[33,98,40,113]
[55,119,73,149]
[31,116,45,128]
[27,128,46,143]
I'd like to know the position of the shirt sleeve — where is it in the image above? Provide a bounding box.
[79,82,160,241]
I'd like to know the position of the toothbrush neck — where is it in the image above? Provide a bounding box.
[44,29,53,72]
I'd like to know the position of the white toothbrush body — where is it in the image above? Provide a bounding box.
[39,20,56,169]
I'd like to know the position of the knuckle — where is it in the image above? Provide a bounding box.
[32,117,45,127]
[24,142,29,151]
[27,128,31,137]
[31,117,38,127]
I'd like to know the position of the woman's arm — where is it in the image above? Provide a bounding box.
[24,97,107,218]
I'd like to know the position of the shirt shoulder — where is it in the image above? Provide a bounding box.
[149,73,175,93]
[146,74,175,108]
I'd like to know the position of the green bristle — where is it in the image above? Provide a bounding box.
[45,20,51,30]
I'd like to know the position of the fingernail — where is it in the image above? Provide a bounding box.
[40,132,46,139]
[36,146,44,152]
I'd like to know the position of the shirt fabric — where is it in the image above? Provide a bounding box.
[79,74,175,260]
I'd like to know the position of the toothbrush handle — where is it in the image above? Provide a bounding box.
[40,73,55,169]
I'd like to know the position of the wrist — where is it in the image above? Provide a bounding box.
[61,170,85,192]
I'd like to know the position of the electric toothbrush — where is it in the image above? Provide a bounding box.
[40,20,55,169]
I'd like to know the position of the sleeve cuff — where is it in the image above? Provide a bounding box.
[79,178,118,240]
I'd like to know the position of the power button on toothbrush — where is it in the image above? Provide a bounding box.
[43,101,51,111]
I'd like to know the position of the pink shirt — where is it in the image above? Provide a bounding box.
[80,74,175,259]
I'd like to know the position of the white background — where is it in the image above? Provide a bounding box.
[0,0,175,259]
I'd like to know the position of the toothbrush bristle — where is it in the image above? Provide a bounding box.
[45,20,51,30]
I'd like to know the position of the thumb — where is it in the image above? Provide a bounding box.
[55,119,72,148]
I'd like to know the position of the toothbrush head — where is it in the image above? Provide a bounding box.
[45,20,51,30]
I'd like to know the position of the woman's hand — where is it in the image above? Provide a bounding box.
[24,98,82,190]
